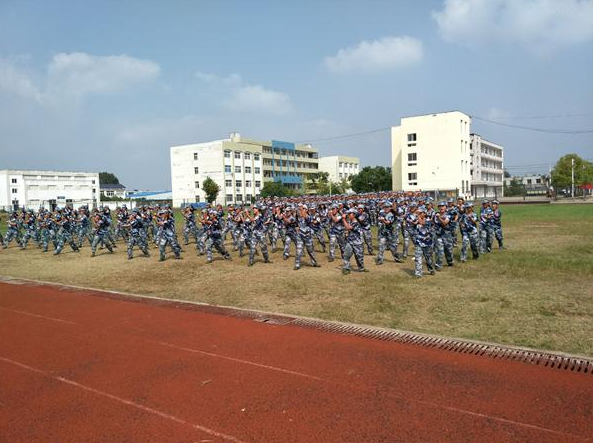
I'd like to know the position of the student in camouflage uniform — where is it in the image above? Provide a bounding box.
[281,206,304,270]
[203,210,231,263]
[308,206,326,252]
[376,201,404,265]
[491,200,505,249]
[20,210,38,250]
[156,210,181,261]
[434,201,454,269]
[413,208,436,278]
[341,208,368,275]
[297,205,320,269]
[356,204,374,255]
[328,205,345,262]
[2,212,22,249]
[91,213,113,256]
[54,213,80,255]
[402,202,418,259]
[182,206,199,245]
[124,210,149,259]
[479,200,493,253]
[459,203,480,262]
[245,205,271,266]
[76,208,93,248]
[270,205,286,252]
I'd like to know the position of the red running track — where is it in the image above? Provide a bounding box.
[0,281,592,443]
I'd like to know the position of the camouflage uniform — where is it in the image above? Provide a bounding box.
[342,210,366,274]
[414,216,435,277]
[459,207,480,262]
[434,204,454,269]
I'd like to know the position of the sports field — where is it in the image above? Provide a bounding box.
[1,203,592,356]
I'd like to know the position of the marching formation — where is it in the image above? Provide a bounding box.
[0,191,505,277]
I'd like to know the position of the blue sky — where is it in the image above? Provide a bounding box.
[1,0,592,189]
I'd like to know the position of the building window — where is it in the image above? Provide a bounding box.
[408,153,417,162]
[245,166,252,173]
[225,165,231,173]
[245,180,252,187]
[339,162,343,167]
[254,167,260,174]
[226,194,233,202]
[255,181,261,188]
[11,188,17,194]
[235,180,242,187]
[339,173,343,178]
[254,154,260,161]
[224,150,231,158]
[195,181,200,189]
[195,195,200,202]
[408,173,417,181]
[244,152,251,160]
[194,167,199,174]
[11,178,17,184]
[235,166,241,173]
[407,133,417,142]
[225,179,232,187]
[527,179,532,184]
[236,194,243,202]
[234,151,241,159]
[536,178,541,184]
[193,152,198,160]
[246,194,252,202]
[92,180,96,184]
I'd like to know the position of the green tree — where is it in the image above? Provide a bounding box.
[99,172,120,185]
[350,166,392,193]
[505,178,526,197]
[551,154,593,191]
[202,177,220,203]
[259,181,294,198]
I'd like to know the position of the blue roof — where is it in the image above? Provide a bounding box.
[129,190,171,198]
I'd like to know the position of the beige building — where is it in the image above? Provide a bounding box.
[318,156,360,182]
[171,133,319,207]
[392,111,473,197]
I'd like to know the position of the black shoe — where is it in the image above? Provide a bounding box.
[293,266,300,270]
[311,263,321,268]
[283,255,289,260]
[358,268,369,273]
[342,268,350,275]
[128,256,133,260]
[429,270,436,275]
[264,259,272,264]
[328,257,334,262]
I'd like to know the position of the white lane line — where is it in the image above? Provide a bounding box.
[154,340,324,382]
[0,356,249,443]
[0,307,79,325]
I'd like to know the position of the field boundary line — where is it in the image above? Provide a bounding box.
[1,275,592,374]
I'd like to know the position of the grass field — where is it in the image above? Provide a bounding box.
[1,204,592,356]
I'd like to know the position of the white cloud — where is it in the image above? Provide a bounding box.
[324,36,423,73]
[0,58,42,101]
[196,72,293,115]
[46,52,160,98]
[433,0,593,54]
[0,52,160,104]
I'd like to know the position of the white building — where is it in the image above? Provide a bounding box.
[318,156,360,183]
[470,134,504,198]
[504,174,548,195]
[100,183,127,199]
[0,169,100,211]
[171,133,320,207]
[392,111,498,198]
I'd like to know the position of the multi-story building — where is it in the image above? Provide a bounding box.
[504,174,548,195]
[318,156,360,183]
[170,133,319,207]
[470,134,504,198]
[392,111,473,197]
[0,169,100,211]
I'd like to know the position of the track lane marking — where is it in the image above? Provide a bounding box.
[154,340,324,381]
[0,356,249,443]
[1,283,590,440]
[0,307,79,325]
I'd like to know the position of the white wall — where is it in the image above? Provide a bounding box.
[0,170,99,210]
[392,111,472,195]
